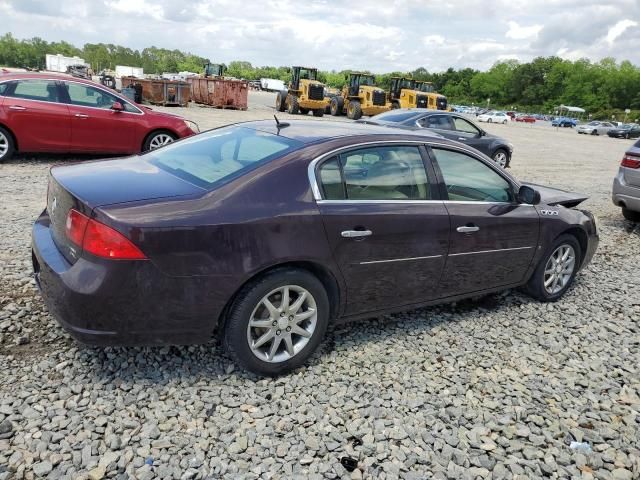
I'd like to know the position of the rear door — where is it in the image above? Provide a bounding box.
[429,146,540,296]
[61,81,137,154]
[314,143,450,316]
[2,79,71,152]
[448,116,491,156]
[418,114,456,139]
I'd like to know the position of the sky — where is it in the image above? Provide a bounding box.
[1,0,639,72]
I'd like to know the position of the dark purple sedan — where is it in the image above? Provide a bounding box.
[32,120,598,375]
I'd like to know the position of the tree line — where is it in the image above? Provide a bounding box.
[1,33,639,120]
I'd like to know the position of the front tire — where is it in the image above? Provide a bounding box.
[524,234,581,302]
[487,118,493,123]
[312,109,324,117]
[275,91,287,112]
[347,100,362,120]
[330,97,343,116]
[299,107,310,115]
[622,207,640,222]
[492,149,509,168]
[143,131,177,152]
[287,96,299,114]
[223,268,330,376]
[0,126,15,163]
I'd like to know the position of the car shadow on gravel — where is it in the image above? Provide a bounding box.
[4,152,128,164]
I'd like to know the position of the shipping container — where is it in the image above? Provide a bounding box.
[189,78,248,110]
[115,66,144,79]
[121,78,191,107]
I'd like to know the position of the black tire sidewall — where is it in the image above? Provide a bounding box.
[0,126,15,162]
[223,269,330,376]
[526,234,582,302]
[622,207,640,222]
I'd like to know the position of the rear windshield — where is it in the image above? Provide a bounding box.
[373,111,421,123]
[147,126,303,189]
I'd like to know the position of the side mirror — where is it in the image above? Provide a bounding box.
[111,101,124,112]
[517,185,541,205]
[479,130,486,137]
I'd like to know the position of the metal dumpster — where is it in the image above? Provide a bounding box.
[189,77,248,110]
[121,77,191,107]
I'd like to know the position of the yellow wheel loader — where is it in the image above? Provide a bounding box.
[329,72,391,120]
[388,77,423,109]
[275,66,329,117]
[414,81,449,110]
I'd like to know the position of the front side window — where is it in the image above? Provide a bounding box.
[9,80,60,102]
[148,126,302,189]
[63,83,137,113]
[318,146,430,200]
[452,117,480,135]
[420,115,453,130]
[433,148,513,203]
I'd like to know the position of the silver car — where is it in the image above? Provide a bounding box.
[612,139,640,221]
[578,121,616,135]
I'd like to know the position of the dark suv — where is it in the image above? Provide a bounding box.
[358,109,514,168]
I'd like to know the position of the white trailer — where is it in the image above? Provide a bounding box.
[115,66,144,78]
[45,54,89,73]
[260,78,286,91]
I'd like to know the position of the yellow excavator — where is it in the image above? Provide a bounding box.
[329,72,391,120]
[414,80,449,110]
[275,66,329,117]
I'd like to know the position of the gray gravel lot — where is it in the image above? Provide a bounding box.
[0,91,639,479]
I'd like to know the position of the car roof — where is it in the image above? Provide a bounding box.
[0,71,96,85]
[243,119,442,144]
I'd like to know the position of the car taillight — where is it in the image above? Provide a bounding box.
[621,154,640,169]
[65,209,147,260]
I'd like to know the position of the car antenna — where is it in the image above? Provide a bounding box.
[274,115,290,130]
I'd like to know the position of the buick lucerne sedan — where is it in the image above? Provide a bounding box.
[0,72,198,162]
[32,120,598,375]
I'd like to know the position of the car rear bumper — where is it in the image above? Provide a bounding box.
[32,209,221,346]
[612,170,640,212]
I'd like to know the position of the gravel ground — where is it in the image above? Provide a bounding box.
[0,92,639,479]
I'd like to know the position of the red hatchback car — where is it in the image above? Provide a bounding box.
[0,73,198,162]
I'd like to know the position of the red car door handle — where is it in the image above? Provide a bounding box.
[75,113,90,119]
[8,105,26,111]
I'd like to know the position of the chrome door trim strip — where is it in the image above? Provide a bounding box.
[359,254,443,265]
[449,246,535,257]
[316,199,534,206]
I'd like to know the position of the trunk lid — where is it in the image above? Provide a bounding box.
[522,183,588,208]
[47,157,203,264]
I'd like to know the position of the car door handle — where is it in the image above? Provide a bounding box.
[8,105,26,111]
[341,230,373,238]
[75,113,90,119]
[457,137,467,141]
[456,226,480,233]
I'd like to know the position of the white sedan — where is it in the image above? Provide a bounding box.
[576,121,615,135]
[477,111,511,124]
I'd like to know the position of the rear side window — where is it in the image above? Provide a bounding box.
[432,148,513,203]
[318,146,430,200]
[419,115,453,130]
[9,80,61,102]
[372,111,420,123]
[0,83,8,96]
[148,127,302,189]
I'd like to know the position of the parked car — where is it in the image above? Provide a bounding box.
[612,138,640,222]
[551,117,577,128]
[32,120,598,375]
[477,111,510,124]
[515,115,536,123]
[0,72,198,162]
[607,123,640,139]
[357,109,514,168]
[576,121,615,135]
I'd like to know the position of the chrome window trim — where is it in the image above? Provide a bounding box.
[308,139,521,202]
[448,246,535,257]
[316,199,529,206]
[359,254,443,265]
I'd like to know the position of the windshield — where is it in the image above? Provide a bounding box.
[147,126,303,189]
[360,75,375,86]
[299,68,316,80]
[417,82,434,93]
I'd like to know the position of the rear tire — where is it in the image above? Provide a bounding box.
[330,97,343,116]
[299,107,310,115]
[275,91,287,112]
[391,101,400,110]
[223,268,330,376]
[622,207,640,222]
[143,130,177,152]
[347,100,362,120]
[487,118,492,123]
[312,109,324,117]
[287,96,299,114]
[502,120,507,124]
[523,234,581,302]
[0,126,15,163]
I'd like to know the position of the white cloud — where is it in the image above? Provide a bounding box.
[506,20,542,40]
[606,19,638,45]
[423,35,445,46]
[106,0,165,20]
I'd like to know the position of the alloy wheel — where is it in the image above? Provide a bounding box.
[0,131,8,158]
[149,133,174,150]
[493,151,508,168]
[543,244,576,295]
[247,285,317,363]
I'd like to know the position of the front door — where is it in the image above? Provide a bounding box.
[314,144,450,316]
[430,146,540,296]
[61,81,136,154]
[2,79,71,152]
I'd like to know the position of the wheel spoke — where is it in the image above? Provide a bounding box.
[253,329,275,349]
[544,275,555,287]
[283,334,295,356]
[280,287,290,311]
[294,309,315,323]
[291,325,311,338]
[267,335,282,361]
[262,298,279,319]
[249,319,273,328]
[288,291,307,314]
